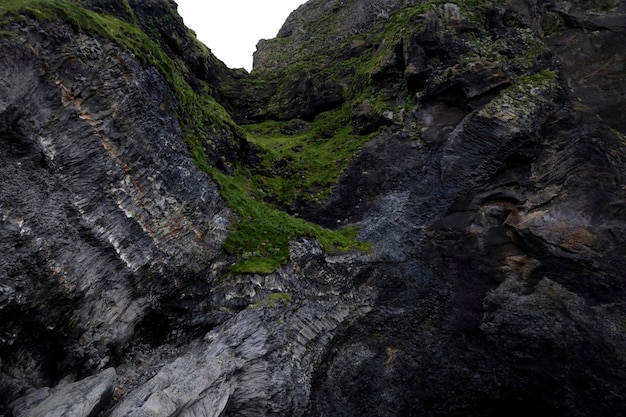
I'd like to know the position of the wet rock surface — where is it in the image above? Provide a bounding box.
[1,1,626,416]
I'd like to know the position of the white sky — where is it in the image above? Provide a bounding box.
[175,0,308,71]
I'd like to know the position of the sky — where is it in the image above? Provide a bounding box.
[175,0,308,71]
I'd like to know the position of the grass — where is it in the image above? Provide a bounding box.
[0,0,553,278]
[0,0,237,130]
[247,292,292,309]
[241,104,377,207]
[478,70,558,120]
[1,0,509,277]
[227,0,548,273]
[206,165,367,274]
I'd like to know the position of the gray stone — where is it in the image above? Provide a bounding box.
[12,368,117,417]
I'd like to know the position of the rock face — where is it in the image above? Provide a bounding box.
[0,12,230,408]
[511,0,626,133]
[2,0,626,416]
[12,368,117,417]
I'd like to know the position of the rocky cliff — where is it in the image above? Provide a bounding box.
[1,0,626,416]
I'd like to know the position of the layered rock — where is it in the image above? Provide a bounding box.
[0,14,230,408]
[11,368,117,417]
[510,0,626,134]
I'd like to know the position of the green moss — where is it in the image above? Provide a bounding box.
[241,103,376,208]
[0,0,236,131]
[464,26,548,72]
[507,70,558,101]
[206,164,368,274]
[478,70,558,119]
[247,292,292,309]
[347,0,492,94]
[120,0,136,23]
[526,69,557,85]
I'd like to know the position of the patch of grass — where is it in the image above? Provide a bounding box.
[503,69,558,103]
[242,104,377,207]
[478,69,558,120]
[0,0,237,134]
[464,26,548,72]
[185,112,369,274]
[247,292,292,309]
[0,1,212,142]
[344,1,482,95]
[207,165,367,274]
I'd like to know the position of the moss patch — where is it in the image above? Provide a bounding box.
[247,292,292,309]
[0,0,237,132]
[208,165,367,274]
[241,104,377,208]
[477,69,558,123]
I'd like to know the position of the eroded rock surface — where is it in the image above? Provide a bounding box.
[0,16,230,406]
[12,368,116,417]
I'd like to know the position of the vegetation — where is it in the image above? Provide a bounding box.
[206,163,367,274]
[228,0,552,275]
[241,105,377,207]
[205,0,547,273]
[247,292,292,309]
[480,69,558,115]
[0,0,236,130]
[0,0,547,275]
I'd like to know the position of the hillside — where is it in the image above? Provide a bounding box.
[1,0,626,416]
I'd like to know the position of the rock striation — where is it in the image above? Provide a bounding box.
[1,0,626,416]
[0,10,230,409]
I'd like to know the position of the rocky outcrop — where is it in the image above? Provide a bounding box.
[509,0,626,134]
[81,0,247,108]
[248,1,626,415]
[2,0,626,416]
[243,0,412,122]
[0,15,230,409]
[106,238,373,417]
[12,368,117,417]
[254,0,407,72]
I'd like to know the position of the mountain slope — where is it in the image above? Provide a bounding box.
[1,0,626,416]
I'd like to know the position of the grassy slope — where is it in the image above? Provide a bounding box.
[0,0,368,274]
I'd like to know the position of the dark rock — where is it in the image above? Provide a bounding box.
[279,119,312,135]
[509,0,626,133]
[107,238,375,417]
[0,16,230,407]
[351,99,389,134]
